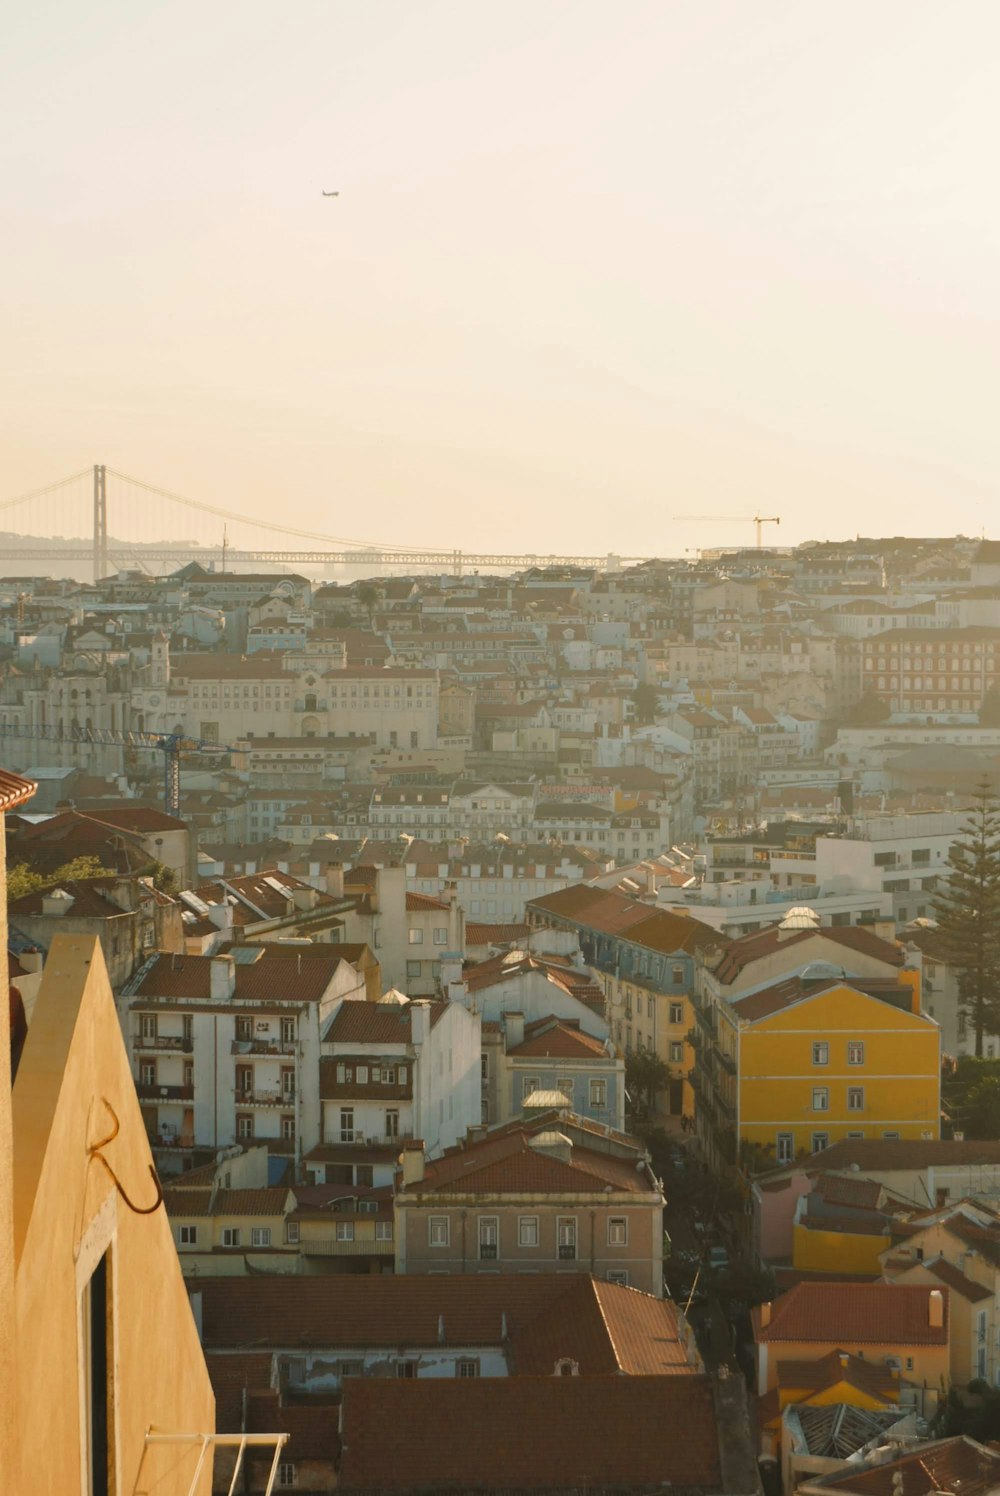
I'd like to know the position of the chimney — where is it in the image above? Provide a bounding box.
[41,888,74,917]
[400,1147,425,1186]
[503,1011,525,1051]
[210,955,236,1002]
[325,866,344,898]
[410,1000,431,1048]
[760,1301,771,1328]
[18,948,43,974]
[292,885,318,912]
[928,1289,944,1328]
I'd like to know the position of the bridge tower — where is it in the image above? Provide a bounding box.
[92,463,108,581]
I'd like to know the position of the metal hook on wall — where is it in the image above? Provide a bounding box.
[88,1097,164,1216]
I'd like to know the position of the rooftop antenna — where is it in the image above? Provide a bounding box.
[222,523,229,574]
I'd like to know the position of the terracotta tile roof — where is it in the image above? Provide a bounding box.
[714,925,904,985]
[814,1174,886,1211]
[404,890,450,912]
[754,1282,948,1346]
[170,653,290,679]
[466,921,530,945]
[776,1348,903,1403]
[75,804,186,832]
[8,877,132,919]
[130,950,344,1005]
[245,1390,340,1464]
[794,1139,1000,1174]
[508,1020,609,1060]
[411,1128,651,1197]
[163,1187,214,1217]
[324,1001,443,1044]
[194,1273,648,1353]
[817,1436,1000,1496]
[205,1351,275,1431]
[212,1189,292,1217]
[922,1258,993,1303]
[337,1375,722,1493]
[528,884,718,954]
[733,976,916,1023]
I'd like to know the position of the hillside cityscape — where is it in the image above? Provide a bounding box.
[7,531,1000,1492]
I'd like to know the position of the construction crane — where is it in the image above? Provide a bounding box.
[0,723,244,816]
[673,514,781,548]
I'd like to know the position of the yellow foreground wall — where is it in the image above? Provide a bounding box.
[12,934,215,1495]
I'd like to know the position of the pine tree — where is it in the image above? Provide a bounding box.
[933,779,1000,1057]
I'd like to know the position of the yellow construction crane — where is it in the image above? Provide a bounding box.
[672,514,781,548]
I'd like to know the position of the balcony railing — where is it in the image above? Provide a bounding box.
[149,1132,195,1149]
[716,1049,737,1075]
[300,1236,394,1257]
[558,1244,577,1261]
[327,1132,414,1148]
[231,1039,297,1056]
[135,1034,193,1053]
[478,1244,498,1260]
[235,1089,296,1107]
[138,1083,194,1102]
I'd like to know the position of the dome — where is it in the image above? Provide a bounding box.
[779,905,820,930]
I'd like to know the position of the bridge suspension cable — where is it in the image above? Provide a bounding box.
[0,469,93,513]
[105,467,446,556]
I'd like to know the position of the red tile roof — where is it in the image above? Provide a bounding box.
[466,921,530,945]
[818,1436,1000,1496]
[754,1282,948,1346]
[337,1375,723,1493]
[732,976,916,1023]
[508,1019,609,1059]
[776,1348,903,1402]
[409,1128,652,1198]
[714,926,904,986]
[131,950,344,1005]
[324,1001,444,1044]
[205,1351,275,1431]
[405,891,450,912]
[0,769,36,810]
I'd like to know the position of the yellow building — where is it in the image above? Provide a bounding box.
[697,974,939,1170]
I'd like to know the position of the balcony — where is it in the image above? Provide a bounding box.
[327,1130,413,1142]
[149,1132,195,1150]
[478,1244,498,1261]
[138,1083,194,1102]
[135,1034,193,1053]
[235,1089,296,1108]
[300,1236,394,1257]
[231,1039,297,1056]
[558,1245,577,1261]
[716,1049,737,1075]
[692,1003,717,1039]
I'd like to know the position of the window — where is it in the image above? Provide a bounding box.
[776,1133,794,1164]
[456,1359,479,1378]
[428,1216,450,1247]
[882,1131,900,1140]
[236,1114,253,1139]
[518,1216,539,1248]
[847,1087,864,1111]
[340,1108,355,1143]
[376,1220,392,1241]
[408,928,424,945]
[672,966,684,985]
[281,1017,296,1045]
[140,1061,156,1087]
[396,1360,417,1378]
[812,1088,829,1112]
[251,1227,272,1247]
[669,1001,684,1024]
[223,1228,242,1247]
[382,1065,396,1085]
[356,1065,368,1085]
[286,1221,300,1244]
[141,1013,158,1041]
[406,961,421,980]
[477,1214,501,1261]
[608,1217,628,1247]
[812,1042,829,1066]
[607,1269,629,1286]
[278,1463,297,1488]
[847,1040,865,1065]
[811,1133,829,1153]
[236,1016,252,1041]
[385,1109,400,1138]
[336,1221,355,1242]
[669,1042,684,1063]
[236,1065,252,1094]
[558,1217,577,1260]
[589,1079,607,1108]
[434,927,448,945]
[281,1067,295,1097]
[522,1075,541,1101]
[178,1225,198,1246]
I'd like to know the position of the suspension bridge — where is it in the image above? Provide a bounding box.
[0,466,650,581]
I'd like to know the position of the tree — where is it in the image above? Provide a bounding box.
[625,1049,671,1114]
[631,683,661,725]
[357,583,380,627]
[845,691,891,726]
[964,1076,1000,1139]
[933,780,1000,1057]
[7,855,118,904]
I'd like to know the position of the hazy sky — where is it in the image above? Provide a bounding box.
[4,1,1000,556]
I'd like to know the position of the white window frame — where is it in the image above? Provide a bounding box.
[607,1269,629,1286]
[812,1041,829,1066]
[178,1224,198,1246]
[336,1221,355,1242]
[776,1132,794,1164]
[518,1215,539,1248]
[812,1087,829,1112]
[286,1221,300,1244]
[408,928,424,945]
[428,1216,450,1248]
[607,1216,628,1247]
[589,1079,607,1108]
[811,1133,829,1153]
[222,1228,241,1247]
[278,1462,297,1489]
[478,1215,499,1260]
[847,1040,865,1065]
[376,1220,393,1241]
[847,1086,865,1111]
[250,1226,272,1248]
